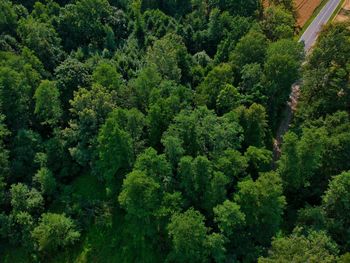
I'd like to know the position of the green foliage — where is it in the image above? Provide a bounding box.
[11,129,43,182]
[133,147,172,189]
[0,51,41,130]
[32,213,80,253]
[96,109,133,185]
[33,167,57,197]
[54,57,91,113]
[92,62,122,91]
[230,29,268,69]
[10,183,43,214]
[234,103,268,148]
[214,200,245,237]
[0,114,10,203]
[298,23,350,120]
[34,80,62,126]
[262,5,295,40]
[178,155,229,213]
[146,80,193,149]
[214,149,248,181]
[234,172,286,252]
[196,63,234,109]
[259,228,339,263]
[168,208,221,263]
[146,33,191,83]
[57,0,115,50]
[264,39,303,121]
[278,127,326,191]
[18,16,64,70]
[208,0,260,16]
[66,84,118,166]
[164,106,243,157]
[1,0,348,261]
[118,170,161,219]
[0,0,18,34]
[322,171,350,249]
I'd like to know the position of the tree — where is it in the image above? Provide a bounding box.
[167,209,211,263]
[18,17,64,71]
[33,167,57,197]
[259,228,339,263]
[208,0,260,16]
[32,213,80,253]
[298,23,350,120]
[233,103,268,148]
[216,84,241,115]
[108,108,146,156]
[245,146,272,178]
[162,135,184,169]
[147,81,193,149]
[322,171,350,249]
[0,63,38,131]
[66,84,118,166]
[10,183,43,214]
[196,63,234,109]
[230,29,268,69]
[234,172,286,256]
[54,57,91,115]
[57,0,114,50]
[118,169,163,255]
[96,110,133,186]
[129,65,161,112]
[146,33,192,83]
[34,80,62,127]
[278,128,326,191]
[0,114,10,204]
[118,170,161,220]
[11,129,43,182]
[264,39,303,122]
[133,147,172,190]
[164,106,243,158]
[0,0,17,34]
[92,62,122,91]
[262,5,295,41]
[143,9,177,43]
[239,63,265,104]
[178,155,229,213]
[214,200,246,237]
[214,149,248,182]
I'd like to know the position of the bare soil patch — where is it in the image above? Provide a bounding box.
[295,0,323,27]
[335,0,350,22]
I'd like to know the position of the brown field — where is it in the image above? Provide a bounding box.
[334,0,350,22]
[263,0,323,27]
[295,0,323,27]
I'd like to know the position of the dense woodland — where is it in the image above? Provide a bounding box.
[0,0,350,262]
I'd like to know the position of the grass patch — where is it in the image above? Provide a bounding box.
[51,208,164,263]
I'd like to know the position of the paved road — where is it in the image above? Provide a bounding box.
[299,0,342,50]
[274,0,342,161]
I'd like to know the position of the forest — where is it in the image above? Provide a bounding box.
[0,0,350,262]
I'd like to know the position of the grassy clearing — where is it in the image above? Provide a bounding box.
[56,173,164,263]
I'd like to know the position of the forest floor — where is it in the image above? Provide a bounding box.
[334,0,350,22]
[295,0,323,27]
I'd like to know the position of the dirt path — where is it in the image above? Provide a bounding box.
[273,84,300,163]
